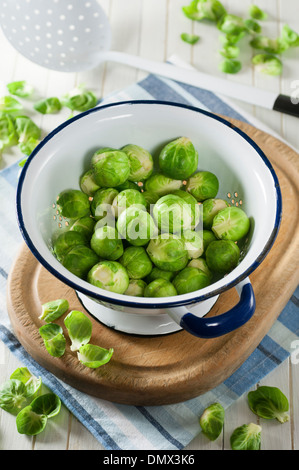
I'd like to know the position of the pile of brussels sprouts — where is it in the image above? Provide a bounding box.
[52,137,251,298]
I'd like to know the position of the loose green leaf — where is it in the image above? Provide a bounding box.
[181,33,200,45]
[0,112,18,151]
[14,115,41,143]
[249,5,267,21]
[19,136,40,156]
[244,19,262,34]
[61,86,97,112]
[0,379,27,414]
[16,406,47,435]
[0,96,23,113]
[40,298,69,322]
[199,403,225,441]
[34,97,62,114]
[39,323,66,357]
[250,36,287,54]
[78,344,114,368]
[7,80,34,98]
[252,54,283,76]
[217,14,247,36]
[248,386,290,423]
[281,24,299,48]
[10,367,42,398]
[18,157,28,167]
[64,310,93,351]
[230,423,262,450]
[219,58,242,74]
[219,44,240,59]
[182,0,226,22]
[30,393,61,418]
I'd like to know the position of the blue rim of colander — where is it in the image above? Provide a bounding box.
[16,100,282,309]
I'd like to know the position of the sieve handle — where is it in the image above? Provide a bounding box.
[166,277,256,338]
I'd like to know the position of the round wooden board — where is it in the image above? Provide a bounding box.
[6,118,299,406]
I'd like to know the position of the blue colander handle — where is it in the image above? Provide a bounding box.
[166,277,255,338]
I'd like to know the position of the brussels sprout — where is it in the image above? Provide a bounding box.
[146,234,189,272]
[53,231,87,262]
[57,189,91,219]
[119,246,152,279]
[173,266,210,294]
[182,229,204,259]
[205,240,240,273]
[202,198,229,229]
[248,386,290,423]
[78,344,114,369]
[112,189,147,217]
[121,144,154,182]
[144,173,183,197]
[217,14,246,36]
[252,54,283,76]
[171,191,201,231]
[124,279,147,297]
[39,324,66,358]
[69,216,96,241]
[158,137,198,180]
[244,19,262,35]
[90,226,123,260]
[181,33,200,45]
[117,205,157,246]
[219,59,242,74]
[90,187,119,221]
[153,194,193,234]
[92,149,130,187]
[144,278,177,297]
[203,229,217,252]
[142,190,160,209]
[212,206,250,241]
[146,267,176,283]
[182,0,226,22]
[186,171,219,201]
[91,147,116,165]
[219,44,240,59]
[79,169,101,196]
[199,403,225,441]
[188,257,213,280]
[64,310,92,352]
[230,423,262,451]
[62,245,99,279]
[87,261,129,294]
[249,4,267,21]
[39,298,69,322]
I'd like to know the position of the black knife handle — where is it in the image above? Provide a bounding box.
[273,94,299,118]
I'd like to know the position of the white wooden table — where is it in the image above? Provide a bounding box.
[0,0,298,451]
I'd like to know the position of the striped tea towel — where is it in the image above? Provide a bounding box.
[0,58,298,451]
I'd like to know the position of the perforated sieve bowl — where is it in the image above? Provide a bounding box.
[16,101,282,338]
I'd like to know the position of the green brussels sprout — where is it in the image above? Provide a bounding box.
[172,189,201,229]
[252,54,283,76]
[182,229,204,259]
[144,278,177,297]
[92,149,130,187]
[112,189,147,217]
[188,257,213,280]
[186,171,219,201]
[90,226,123,260]
[57,189,91,219]
[119,246,152,279]
[203,229,217,252]
[146,267,176,283]
[199,403,225,441]
[173,267,211,294]
[202,198,229,229]
[217,14,246,36]
[69,216,96,241]
[142,190,160,209]
[124,279,147,297]
[117,206,157,246]
[158,137,198,180]
[87,261,129,294]
[205,240,240,273]
[121,144,154,182]
[153,194,193,234]
[79,169,101,196]
[53,231,87,262]
[230,423,262,451]
[91,147,116,165]
[146,234,189,272]
[212,206,250,241]
[90,188,118,221]
[144,173,183,197]
[62,245,99,279]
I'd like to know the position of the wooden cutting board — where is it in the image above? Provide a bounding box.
[6,118,299,406]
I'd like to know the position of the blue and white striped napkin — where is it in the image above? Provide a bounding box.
[0,60,298,451]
